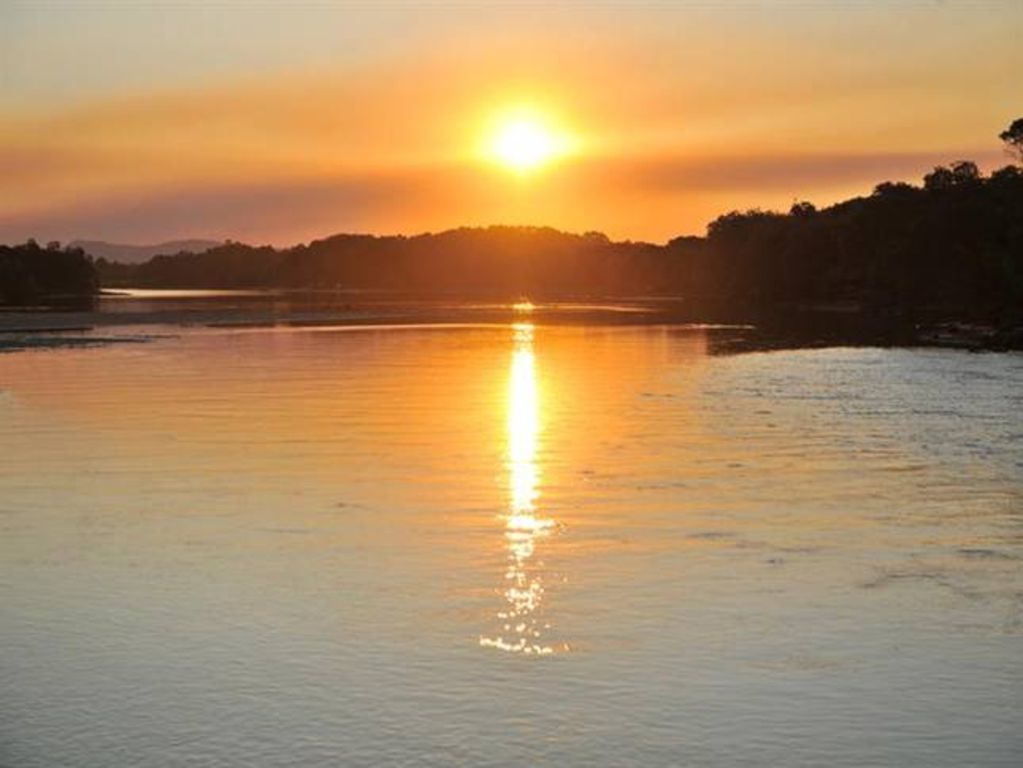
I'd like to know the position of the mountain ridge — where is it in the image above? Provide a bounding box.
[69,239,222,264]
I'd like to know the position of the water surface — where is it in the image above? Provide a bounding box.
[1,320,1021,766]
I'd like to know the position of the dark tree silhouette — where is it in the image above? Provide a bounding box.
[999,118,1023,163]
[924,166,957,191]
[873,181,917,198]
[0,240,98,306]
[924,161,980,191]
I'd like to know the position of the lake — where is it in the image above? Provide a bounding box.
[1,303,1021,766]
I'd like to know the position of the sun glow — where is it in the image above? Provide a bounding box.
[487,109,569,173]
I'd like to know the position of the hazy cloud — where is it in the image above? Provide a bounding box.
[2,147,1007,246]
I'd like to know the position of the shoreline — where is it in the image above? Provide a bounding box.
[2,299,1021,354]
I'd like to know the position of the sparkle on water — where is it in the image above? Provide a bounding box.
[479,323,561,655]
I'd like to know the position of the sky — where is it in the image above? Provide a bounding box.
[1,0,1021,246]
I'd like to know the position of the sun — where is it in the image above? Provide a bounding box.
[493,119,555,171]
[487,110,568,173]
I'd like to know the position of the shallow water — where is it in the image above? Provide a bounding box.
[1,321,1021,766]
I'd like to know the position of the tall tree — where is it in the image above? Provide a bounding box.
[999,118,1023,164]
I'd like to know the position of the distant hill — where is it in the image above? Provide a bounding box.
[69,239,222,264]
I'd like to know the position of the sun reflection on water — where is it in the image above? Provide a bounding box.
[480,323,563,656]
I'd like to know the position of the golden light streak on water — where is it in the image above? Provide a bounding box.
[479,322,561,655]
[508,324,540,516]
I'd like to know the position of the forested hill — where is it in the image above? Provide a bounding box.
[677,162,1023,319]
[98,227,667,297]
[95,161,1023,322]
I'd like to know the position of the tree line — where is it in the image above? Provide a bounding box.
[0,240,98,307]
[679,156,1022,320]
[5,119,1023,322]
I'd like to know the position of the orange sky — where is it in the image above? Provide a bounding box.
[1,2,1020,245]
